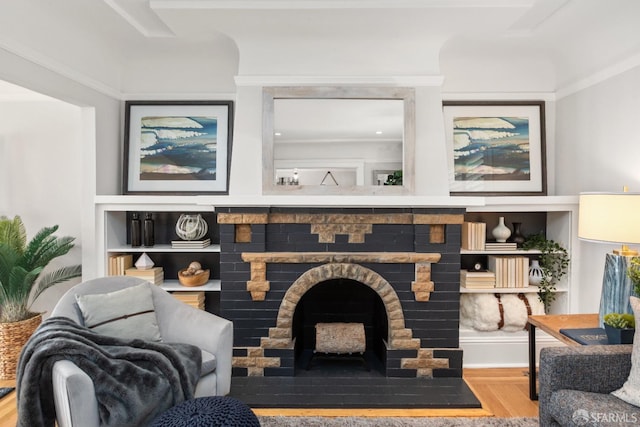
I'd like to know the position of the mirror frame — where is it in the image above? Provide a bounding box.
[262,86,415,195]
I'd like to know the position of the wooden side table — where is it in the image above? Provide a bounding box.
[527,313,599,400]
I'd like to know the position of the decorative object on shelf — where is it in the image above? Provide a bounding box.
[384,170,403,186]
[528,259,545,286]
[510,222,526,248]
[443,100,546,196]
[460,293,544,332]
[123,100,234,195]
[0,215,81,380]
[491,216,511,243]
[603,312,635,344]
[134,252,155,270]
[178,261,210,287]
[143,213,154,247]
[175,214,208,241]
[522,233,570,312]
[130,213,142,247]
[578,191,640,326]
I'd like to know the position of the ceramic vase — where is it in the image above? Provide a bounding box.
[492,216,511,243]
[175,214,208,241]
[529,259,545,286]
[510,222,525,248]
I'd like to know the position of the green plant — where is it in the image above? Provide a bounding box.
[522,233,570,312]
[0,215,82,323]
[384,170,402,186]
[604,312,635,329]
[627,256,640,296]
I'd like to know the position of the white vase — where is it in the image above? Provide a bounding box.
[492,216,511,243]
[529,259,545,286]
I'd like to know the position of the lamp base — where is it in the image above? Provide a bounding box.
[613,245,638,256]
[599,253,635,327]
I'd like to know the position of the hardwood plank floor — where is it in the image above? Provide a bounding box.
[0,368,538,426]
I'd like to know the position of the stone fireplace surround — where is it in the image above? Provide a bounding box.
[217,207,465,379]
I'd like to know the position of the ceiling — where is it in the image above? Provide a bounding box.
[0,0,639,95]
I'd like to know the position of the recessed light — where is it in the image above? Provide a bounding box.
[375,130,383,135]
[274,132,282,136]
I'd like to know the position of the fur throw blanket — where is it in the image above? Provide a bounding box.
[16,316,201,427]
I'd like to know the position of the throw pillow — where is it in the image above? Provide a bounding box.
[75,282,162,342]
[612,295,640,406]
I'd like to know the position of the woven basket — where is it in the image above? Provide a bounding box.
[0,314,42,380]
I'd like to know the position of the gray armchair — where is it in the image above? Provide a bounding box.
[539,345,635,426]
[49,276,233,427]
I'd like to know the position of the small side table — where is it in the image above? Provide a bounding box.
[527,313,599,400]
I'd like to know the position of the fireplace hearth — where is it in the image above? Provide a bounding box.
[218,207,465,379]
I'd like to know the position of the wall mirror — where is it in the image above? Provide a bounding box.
[262,86,415,195]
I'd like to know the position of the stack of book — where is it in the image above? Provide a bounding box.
[172,291,205,310]
[460,270,496,289]
[171,238,211,249]
[124,266,164,285]
[108,254,133,276]
[485,241,518,251]
[461,221,486,250]
[487,255,529,288]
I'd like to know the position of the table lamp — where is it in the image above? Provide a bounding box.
[578,191,640,326]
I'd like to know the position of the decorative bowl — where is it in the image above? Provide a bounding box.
[178,268,210,287]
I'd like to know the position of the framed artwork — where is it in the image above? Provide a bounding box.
[443,101,546,196]
[123,100,233,194]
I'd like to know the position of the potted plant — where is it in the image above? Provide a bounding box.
[627,256,640,296]
[0,215,82,379]
[384,170,402,186]
[522,233,570,312]
[603,312,635,344]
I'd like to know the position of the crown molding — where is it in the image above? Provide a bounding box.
[0,40,122,100]
[234,75,444,87]
[556,52,640,99]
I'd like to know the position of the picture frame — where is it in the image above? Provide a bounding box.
[123,100,233,195]
[442,101,546,196]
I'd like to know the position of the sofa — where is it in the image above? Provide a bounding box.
[539,344,636,426]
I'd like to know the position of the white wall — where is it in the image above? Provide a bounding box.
[555,65,640,313]
[0,46,122,312]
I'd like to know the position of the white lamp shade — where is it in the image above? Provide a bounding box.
[578,192,640,244]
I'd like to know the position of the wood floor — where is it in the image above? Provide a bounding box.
[0,368,538,426]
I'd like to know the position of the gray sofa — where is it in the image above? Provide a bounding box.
[539,345,636,426]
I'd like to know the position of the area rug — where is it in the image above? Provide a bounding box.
[258,416,538,427]
[0,387,14,399]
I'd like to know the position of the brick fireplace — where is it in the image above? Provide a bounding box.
[218,207,465,379]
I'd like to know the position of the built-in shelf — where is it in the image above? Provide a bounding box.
[160,280,221,292]
[460,285,569,294]
[107,244,221,253]
[460,249,542,255]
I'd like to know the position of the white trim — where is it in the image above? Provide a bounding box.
[235,75,444,87]
[441,92,556,102]
[121,92,237,101]
[556,52,640,99]
[152,0,532,10]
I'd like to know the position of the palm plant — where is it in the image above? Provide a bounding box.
[0,215,82,323]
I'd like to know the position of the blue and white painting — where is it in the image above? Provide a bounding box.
[452,116,530,182]
[139,116,218,181]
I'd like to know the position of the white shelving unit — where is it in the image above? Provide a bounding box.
[97,199,221,302]
[460,196,579,367]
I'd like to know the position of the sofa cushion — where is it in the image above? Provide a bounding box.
[201,350,217,377]
[75,282,162,342]
[612,296,640,407]
[550,389,638,426]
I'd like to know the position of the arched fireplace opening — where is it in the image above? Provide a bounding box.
[292,278,388,376]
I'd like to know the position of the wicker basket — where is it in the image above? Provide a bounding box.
[178,269,210,287]
[0,314,42,380]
